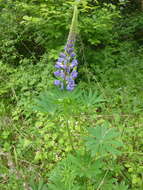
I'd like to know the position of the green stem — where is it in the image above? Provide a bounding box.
[66,119,76,153]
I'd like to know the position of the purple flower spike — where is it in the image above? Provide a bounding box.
[54,36,78,90]
[54,80,60,86]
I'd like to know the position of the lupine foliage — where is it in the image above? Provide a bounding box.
[1,0,143,189]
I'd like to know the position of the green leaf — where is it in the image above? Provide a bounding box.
[80,89,105,107]
[84,123,123,157]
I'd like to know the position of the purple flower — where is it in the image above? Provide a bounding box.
[67,48,74,54]
[60,70,65,78]
[72,59,78,65]
[54,70,61,77]
[71,52,76,57]
[67,43,74,48]
[67,85,74,91]
[58,58,64,62]
[54,80,60,86]
[71,70,78,78]
[55,62,67,69]
[70,59,78,68]
[60,53,66,58]
[69,79,75,86]
[62,64,67,69]
[66,79,76,91]
[55,62,63,69]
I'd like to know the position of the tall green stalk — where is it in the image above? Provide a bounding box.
[66,119,76,153]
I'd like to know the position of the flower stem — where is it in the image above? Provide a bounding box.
[66,119,76,154]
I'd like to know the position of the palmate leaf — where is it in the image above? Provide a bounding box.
[33,91,58,114]
[84,123,123,157]
[80,89,105,107]
[67,153,103,178]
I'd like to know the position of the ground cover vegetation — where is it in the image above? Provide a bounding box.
[0,0,143,189]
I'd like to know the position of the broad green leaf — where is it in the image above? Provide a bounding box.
[84,124,123,157]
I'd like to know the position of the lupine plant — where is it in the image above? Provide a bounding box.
[34,0,106,158]
[34,1,127,189]
[35,0,82,154]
